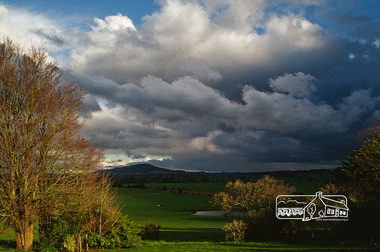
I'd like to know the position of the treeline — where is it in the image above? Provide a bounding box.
[110,169,331,188]
[112,173,212,186]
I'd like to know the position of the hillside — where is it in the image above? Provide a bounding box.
[105,163,185,176]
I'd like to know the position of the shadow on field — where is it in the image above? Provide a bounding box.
[159,227,225,242]
[0,239,15,250]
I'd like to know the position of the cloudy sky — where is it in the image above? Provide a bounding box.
[1,0,380,172]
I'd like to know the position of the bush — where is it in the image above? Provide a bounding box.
[38,216,73,251]
[112,215,142,247]
[87,234,115,249]
[223,219,247,242]
[87,215,142,249]
[141,221,161,240]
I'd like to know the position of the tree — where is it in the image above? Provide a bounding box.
[213,175,295,219]
[337,117,380,202]
[212,176,296,240]
[322,116,380,240]
[0,39,103,250]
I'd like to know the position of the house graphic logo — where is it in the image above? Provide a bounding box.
[276,191,349,221]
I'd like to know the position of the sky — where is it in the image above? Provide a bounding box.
[1,0,380,172]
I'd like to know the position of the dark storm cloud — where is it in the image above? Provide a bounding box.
[31,28,67,47]
[324,12,380,42]
[65,0,380,171]
[5,0,379,171]
[82,94,101,118]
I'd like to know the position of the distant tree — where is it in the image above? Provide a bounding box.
[213,176,296,240]
[0,39,103,250]
[213,175,295,219]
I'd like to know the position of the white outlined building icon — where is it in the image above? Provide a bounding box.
[276,191,349,221]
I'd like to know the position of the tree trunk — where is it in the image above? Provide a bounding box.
[15,222,34,251]
[77,234,82,252]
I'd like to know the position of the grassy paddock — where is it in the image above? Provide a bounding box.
[113,241,378,251]
[144,182,227,192]
[116,187,231,241]
[0,227,15,250]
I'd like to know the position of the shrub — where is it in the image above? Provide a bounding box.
[38,216,73,251]
[223,219,247,242]
[141,221,161,240]
[62,235,76,252]
[87,215,142,249]
[112,215,142,247]
[87,234,115,249]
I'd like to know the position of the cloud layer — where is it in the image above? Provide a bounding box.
[2,0,380,171]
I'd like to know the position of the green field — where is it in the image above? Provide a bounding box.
[143,182,227,192]
[116,187,231,241]
[124,241,377,251]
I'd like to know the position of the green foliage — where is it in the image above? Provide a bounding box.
[87,215,141,249]
[336,138,380,202]
[38,216,72,250]
[112,215,142,247]
[62,234,76,252]
[141,221,161,240]
[87,234,115,249]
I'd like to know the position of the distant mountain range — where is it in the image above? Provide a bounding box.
[105,163,186,176]
[104,163,333,177]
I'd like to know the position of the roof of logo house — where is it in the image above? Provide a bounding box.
[276,191,349,221]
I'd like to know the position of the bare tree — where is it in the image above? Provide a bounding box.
[0,39,103,250]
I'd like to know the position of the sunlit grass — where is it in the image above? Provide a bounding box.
[116,187,230,241]
[110,241,378,251]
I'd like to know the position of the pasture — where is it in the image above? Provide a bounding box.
[116,187,232,241]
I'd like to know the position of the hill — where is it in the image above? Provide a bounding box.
[105,163,186,176]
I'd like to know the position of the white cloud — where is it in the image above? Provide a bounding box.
[265,14,324,50]
[201,0,267,32]
[0,4,79,65]
[70,0,328,85]
[241,85,340,133]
